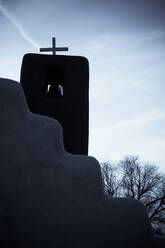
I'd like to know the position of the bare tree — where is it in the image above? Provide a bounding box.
[119,156,165,233]
[101,156,165,234]
[101,162,121,197]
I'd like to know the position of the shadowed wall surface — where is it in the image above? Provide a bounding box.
[0,78,164,248]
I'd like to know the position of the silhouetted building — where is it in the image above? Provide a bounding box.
[20,53,89,155]
[1,78,163,248]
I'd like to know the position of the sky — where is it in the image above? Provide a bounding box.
[0,0,165,172]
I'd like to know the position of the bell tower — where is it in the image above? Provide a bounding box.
[20,38,89,155]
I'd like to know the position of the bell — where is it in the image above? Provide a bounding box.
[46,83,63,98]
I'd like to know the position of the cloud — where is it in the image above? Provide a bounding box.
[0,2,39,50]
[110,114,165,129]
[91,111,165,132]
[0,59,18,65]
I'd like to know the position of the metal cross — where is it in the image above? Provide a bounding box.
[40,37,68,55]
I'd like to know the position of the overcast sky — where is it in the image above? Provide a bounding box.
[0,0,165,171]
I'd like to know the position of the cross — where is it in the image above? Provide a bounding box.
[40,37,69,55]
